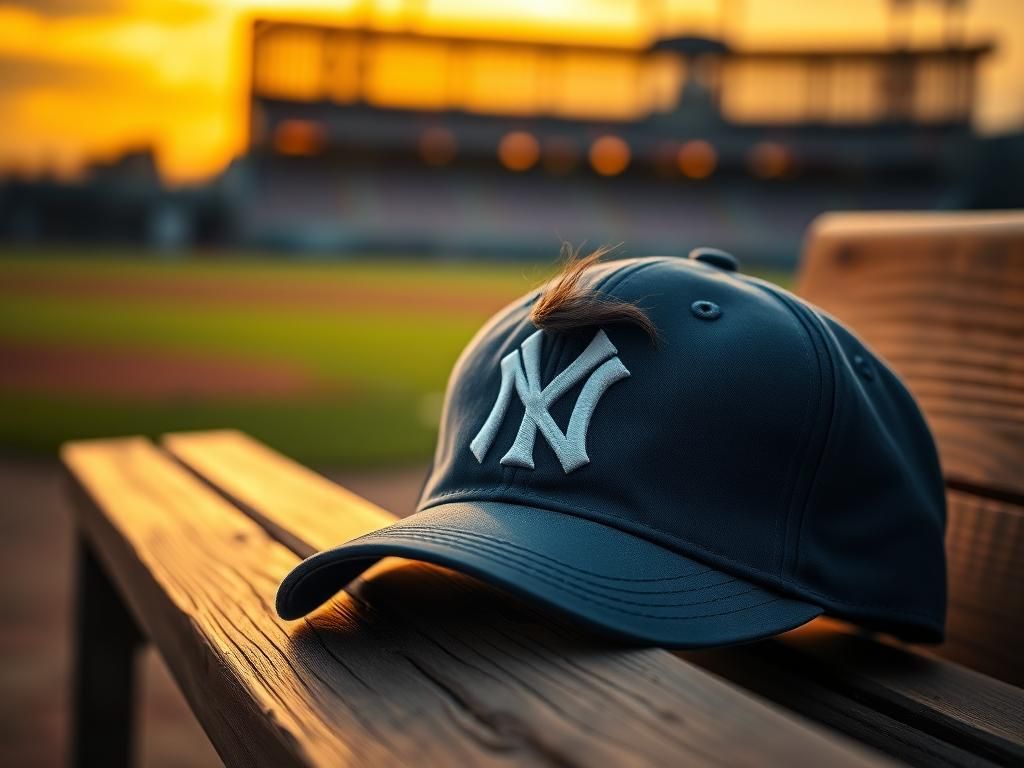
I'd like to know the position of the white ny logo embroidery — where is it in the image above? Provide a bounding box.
[470,329,630,474]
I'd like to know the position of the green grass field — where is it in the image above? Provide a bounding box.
[0,248,791,466]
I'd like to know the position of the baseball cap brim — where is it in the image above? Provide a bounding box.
[276,500,823,648]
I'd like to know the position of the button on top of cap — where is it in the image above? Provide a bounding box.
[689,247,739,272]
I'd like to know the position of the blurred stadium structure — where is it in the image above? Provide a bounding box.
[2,2,1022,264]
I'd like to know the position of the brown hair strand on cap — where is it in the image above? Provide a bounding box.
[530,244,658,341]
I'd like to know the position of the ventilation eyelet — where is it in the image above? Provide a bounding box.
[853,354,875,381]
[691,300,722,321]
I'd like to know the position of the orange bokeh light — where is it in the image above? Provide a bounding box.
[677,139,717,179]
[498,131,540,171]
[589,135,630,176]
[418,126,457,166]
[273,119,327,156]
[542,137,579,175]
[748,141,791,179]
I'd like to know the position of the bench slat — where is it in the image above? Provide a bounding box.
[166,429,1024,767]
[67,435,884,767]
[684,620,1024,767]
[942,490,1024,684]
[166,428,392,558]
[63,438,509,766]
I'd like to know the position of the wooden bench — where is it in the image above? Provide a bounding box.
[62,212,1024,767]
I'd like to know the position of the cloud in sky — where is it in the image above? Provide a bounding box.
[0,2,242,179]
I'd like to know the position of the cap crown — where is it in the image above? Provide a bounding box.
[420,257,947,640]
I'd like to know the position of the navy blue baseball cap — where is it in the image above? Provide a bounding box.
[277,252,947,647]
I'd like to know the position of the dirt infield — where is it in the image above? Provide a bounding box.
[0,341,328,400]
[1,272,521,317]
[0,256,529,462]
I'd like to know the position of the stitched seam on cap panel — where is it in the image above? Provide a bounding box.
[741,279,821,576]
[605,257,674,289]
[753,283,832,577]
[784,299,842,578]
[591,257,676,310]
[600,259,672,316]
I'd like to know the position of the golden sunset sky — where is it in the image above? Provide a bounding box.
[0,0,1021,184]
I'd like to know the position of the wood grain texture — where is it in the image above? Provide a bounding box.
[940,490,1024,684]
[165,429,392,560]
[66,435,886,768]
[165,430,1024,766]
[797,211,1024,684]
[685,618,1024,768]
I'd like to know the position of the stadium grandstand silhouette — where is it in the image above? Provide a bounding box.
[232,14,994,261]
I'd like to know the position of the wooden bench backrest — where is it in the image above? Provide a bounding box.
[797,211,1024,683]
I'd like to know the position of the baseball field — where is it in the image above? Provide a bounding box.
[0,249,790,465]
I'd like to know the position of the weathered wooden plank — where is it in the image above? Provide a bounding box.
[941,490,1024,685]
[165,430,1024,766]
[798,211,1024,684]
[780,621,1024,753]
[67,436,885,768]
[683,619,1024,768]
[164,427,392,558]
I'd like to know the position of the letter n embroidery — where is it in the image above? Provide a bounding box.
[469,329,629,474]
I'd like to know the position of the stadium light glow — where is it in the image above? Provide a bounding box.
[589,135,630,176]
[273,120,327,156]
[419,126,457,166]
[748,142,791,179]
[498,131,540,172]
[677,140,717,179]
